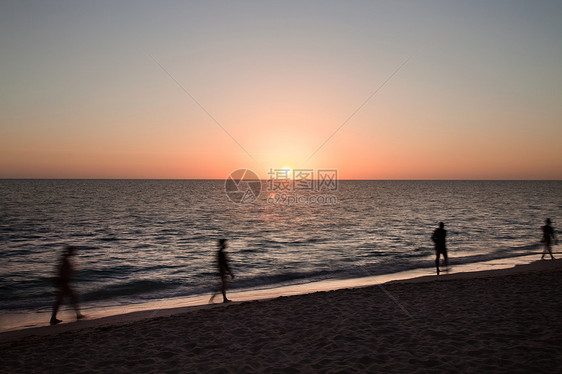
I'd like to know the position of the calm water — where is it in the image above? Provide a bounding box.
[0,180,560,312]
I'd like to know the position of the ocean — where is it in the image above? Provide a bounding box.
[1,180,560,315]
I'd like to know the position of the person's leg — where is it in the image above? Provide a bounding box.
[542,244,548,260]
[209,289,217,303]
[50,290,64,325]
[68,287,84,319]
[547,243,555,259]
[435,251,440,275]
[221,273,230,302]
[209,276,220,303]
[443,249,448,267]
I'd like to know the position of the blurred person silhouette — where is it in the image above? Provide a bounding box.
[50,245,85,325]
[541,218,558,260]
[209,239,235,303]
[431,222,448,275]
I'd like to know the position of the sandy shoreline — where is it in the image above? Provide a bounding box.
[0,254,543,334]
[1,259,561,373]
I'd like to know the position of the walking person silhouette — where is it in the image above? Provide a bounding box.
[431,222,448,275]
[209,239,235,303]
[50,245,85,325]
[541,218,558,260]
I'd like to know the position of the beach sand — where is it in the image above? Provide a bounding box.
[1,260,561,373]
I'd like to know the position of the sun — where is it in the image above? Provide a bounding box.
[281,166,292,177]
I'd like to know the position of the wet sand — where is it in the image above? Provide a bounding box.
[1,259,561,373]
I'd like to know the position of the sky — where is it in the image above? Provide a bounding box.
[1,0,561,179]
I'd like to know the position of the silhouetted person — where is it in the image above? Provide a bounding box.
[431,222,448,275]
[209,239,235,303]
[50,246,84,325]
[541,218,557,260]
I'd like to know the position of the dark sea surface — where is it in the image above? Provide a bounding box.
[1,180,560,312]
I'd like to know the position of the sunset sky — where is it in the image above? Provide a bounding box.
[1,1,561,179]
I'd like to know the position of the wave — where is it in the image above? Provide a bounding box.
[0,241,545,311]
[228,242,545,292]
[82,279,185,302]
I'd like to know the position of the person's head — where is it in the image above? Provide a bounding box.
[546,218,551,225]
[218,238,228,250]
[439,222,445,229]
[64,245,77,256]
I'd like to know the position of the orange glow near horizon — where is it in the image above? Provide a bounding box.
[2,122,561,180]
[2,76,560,180]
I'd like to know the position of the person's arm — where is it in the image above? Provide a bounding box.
[60,257,74,281]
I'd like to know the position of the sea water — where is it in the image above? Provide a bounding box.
[1,180,560,315]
